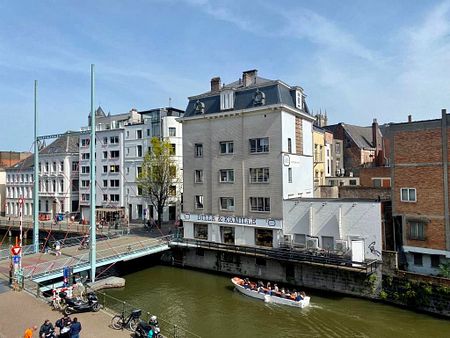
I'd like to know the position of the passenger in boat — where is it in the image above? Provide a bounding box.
[266,282,271,289]
[274,284,279,293]
[280,288,286,298]
[292,291,298,301]
[243,279,250,289]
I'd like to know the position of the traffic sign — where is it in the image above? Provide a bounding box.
[13,256,20,264]
[11,246,21,256]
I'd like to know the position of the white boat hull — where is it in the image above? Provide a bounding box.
[231,278,310,308]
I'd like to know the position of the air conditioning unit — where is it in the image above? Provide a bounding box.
[306,238,319,250]
[335,240,348,252]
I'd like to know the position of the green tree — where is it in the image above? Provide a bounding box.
[138,137,179,228]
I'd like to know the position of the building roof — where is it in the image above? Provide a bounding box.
[7,155,34,171]
[40,133,79,155]
[184,74,312,118]
[325,123,384,150]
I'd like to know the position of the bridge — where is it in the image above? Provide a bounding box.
[0,232,172,284]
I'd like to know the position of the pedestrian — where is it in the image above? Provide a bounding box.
[70,317,82,338]
[24,325,37,338]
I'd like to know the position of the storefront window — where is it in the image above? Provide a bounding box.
[221,226,235,244]
[255,229,273,247]
[194,223,208,240]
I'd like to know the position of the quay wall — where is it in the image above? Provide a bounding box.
[169,247,381,298]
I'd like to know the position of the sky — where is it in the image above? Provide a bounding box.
[1,0,450,151]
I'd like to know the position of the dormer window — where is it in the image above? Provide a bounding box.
[296,90,305,110]
[220,90,234,110]
[253,89,265,106]
[194,100,205,114]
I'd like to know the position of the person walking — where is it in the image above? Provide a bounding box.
[24,325,37,338]
[70,317,82,338]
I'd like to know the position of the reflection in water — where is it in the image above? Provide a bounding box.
[106,266,450,338]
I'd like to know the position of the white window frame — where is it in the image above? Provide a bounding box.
[195,195,204,209]
[194,143,203,158]
[169,127,176,137]
[219,141,234,154]
[249,197,270,212]
[219,197,235,211]
[400,188,416,202]
[219,169,234,183]
[249,168,270,183]
[249,137,269,153]
[194,170,203,184]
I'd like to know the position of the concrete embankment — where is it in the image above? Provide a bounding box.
[88,276,125,291]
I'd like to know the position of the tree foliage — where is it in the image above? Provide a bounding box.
[137,137,179,226]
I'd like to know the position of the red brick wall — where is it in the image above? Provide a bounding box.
[406,219,446,250]
[360,166,390,187]
[394,130,442,164]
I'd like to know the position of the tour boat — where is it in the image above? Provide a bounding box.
[231,277,310,308]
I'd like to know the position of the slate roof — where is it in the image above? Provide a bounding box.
[7,155,34,171]
[184,76,311,118]
[40,134,79,155]
[325,123,384,150]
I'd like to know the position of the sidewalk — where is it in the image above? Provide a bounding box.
[0,281,131,338]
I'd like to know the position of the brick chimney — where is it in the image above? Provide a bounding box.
[408,115,412,123]
[372,118,380,165]
[210,77,221,92]
[242,69,258,87]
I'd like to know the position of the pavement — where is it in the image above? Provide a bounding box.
[0,283,131,338]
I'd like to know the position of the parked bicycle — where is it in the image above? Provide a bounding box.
[111,308,142,331]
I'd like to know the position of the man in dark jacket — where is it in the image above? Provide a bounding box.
[70,317,82,338]
[39,319,54,337]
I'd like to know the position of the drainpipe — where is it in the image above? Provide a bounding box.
[309,203,313,236]
[338,204,342,239]
[441,109,450,251]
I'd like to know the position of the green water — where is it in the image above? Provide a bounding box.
[106,266,450,338]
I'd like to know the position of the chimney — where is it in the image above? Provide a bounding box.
[372,118,379,165]
[210,77,221,92]
[242,69,258,87]
[408,115,412,123]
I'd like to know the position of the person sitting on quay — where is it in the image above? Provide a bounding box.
[39,319,54,338]
[23,325,37,338]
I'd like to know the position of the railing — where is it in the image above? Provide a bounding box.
[98,291,201,338]
[171,238,380,274]
[23,235,172,279]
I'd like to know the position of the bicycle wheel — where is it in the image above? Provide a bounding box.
[111,315,124,330]
[129,317,140,331]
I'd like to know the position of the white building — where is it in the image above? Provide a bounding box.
[6,134,79,219]
[124,107,183,222]
[181,70,315,248]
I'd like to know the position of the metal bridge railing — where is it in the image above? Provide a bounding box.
[22,235,172,279]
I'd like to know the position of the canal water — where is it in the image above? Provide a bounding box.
[106,265,450,338]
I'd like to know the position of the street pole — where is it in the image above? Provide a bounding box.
[33,80,39,253]
[89,64,97,282]
[19,196,23,269]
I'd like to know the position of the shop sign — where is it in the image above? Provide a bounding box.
[182,213,282,229]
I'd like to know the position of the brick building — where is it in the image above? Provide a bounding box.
[390,109,450,274]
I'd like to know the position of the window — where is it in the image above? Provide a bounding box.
[195,143,203,157]
[110,150,120,159]
[60,180,64,192]
[169,127,176,137]
[81,138,90,147]
[288,138,292,153]
[110,194,120,202]
[136,130,142,139]
[194,223,208,240]
[82,193,90,202]
[110,136,119,144]
[137,166,142,178]
[60,162,64,171]
[250,197,270,212]
[136,145,143,157]
[220,197,235,211]
[194,170,203,183]
[195,195,204,209]
[52,180,56,192]
[373,179,381,188]
[103,151,108,159]
[255,229,273,247]
[335,143,341,154]
[349,179,357,186]
[220,90,234,110]
[431,255,441,268]
[170,144,176,155]
[110,179,120,187]
[249,168,270,183]
[413,253,423,266]
[110,165,120,173]
[45,162,49,172]
[409,221,426,240]
[103,166,108,173]
[103,194,108,202]
[249,137,269,153]
[152,122,160,137]
[288,168,292,183]
[103,137,108,145]
[219,169,234,183]
[221,226,235,244]
[81,180,90,188]
[169,185,176,196]
[401,188,416,202]
[220,141,234,154]
[146,129,151,137]
[103,180,108,188]
[82,153,90,160]
[81,166,90,174]
[72,162,79,172]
